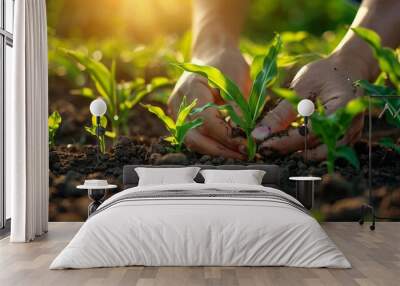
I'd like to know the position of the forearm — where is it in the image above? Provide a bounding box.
[192,0,249,59]
[333,0,400,80]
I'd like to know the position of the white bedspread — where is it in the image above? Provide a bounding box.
[50,183,350,269]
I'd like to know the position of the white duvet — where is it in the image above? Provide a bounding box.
[50,183,350,269]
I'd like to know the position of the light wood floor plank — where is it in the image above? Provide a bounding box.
[0,222,399,286]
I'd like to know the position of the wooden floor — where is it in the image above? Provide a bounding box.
[0,222,399,286]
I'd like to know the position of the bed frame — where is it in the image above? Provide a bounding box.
[123,164,282,190]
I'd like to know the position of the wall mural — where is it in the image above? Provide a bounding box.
[48,0,400,222]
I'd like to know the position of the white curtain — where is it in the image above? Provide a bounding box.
[8,0,49,242]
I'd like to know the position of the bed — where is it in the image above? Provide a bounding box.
[50,164,350,269]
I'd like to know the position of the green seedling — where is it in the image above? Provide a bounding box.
[85,116,115,153]
[353,27,400,127]
[62,49,172,138]
[311,98,369,173]
[175,34,282,160]
[273,89,368,173]
[48,111,62,147]
[141,97,203,152]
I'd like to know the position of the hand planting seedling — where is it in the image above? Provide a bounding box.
[353,27,400,127]
[174,34,282,160]
[272,89,369,173]
[62,49,172,139]
[311,97,369,173]
[85,116,115,154]
[141,97,203,152]
[48,111,62,147]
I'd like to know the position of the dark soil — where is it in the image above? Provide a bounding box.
[49,136,400,222]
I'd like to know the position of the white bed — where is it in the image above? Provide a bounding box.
[50,182,350,269]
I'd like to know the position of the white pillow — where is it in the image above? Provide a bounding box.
[200,169,266,185]
[135,167,200,186]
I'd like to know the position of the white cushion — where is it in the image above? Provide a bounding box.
[135,167,201,186]
[200,169,266,185]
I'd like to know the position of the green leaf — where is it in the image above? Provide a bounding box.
[250,55,264,80]
[191,102,245,129]
[353,27,400,88]
[343,97,369,117]
[70,87,95,99]
[379,137,400,154]
[62,49,114,107]
[248,34,282,122]
[164,136,178,145]
[141,104,176,133]
[48,111,62,146]
[85,126,96,136]
[91,115,108,128]
[105,131,116,138]
[335,146,360,170]
[150,77,171,87]
[176,98,197,127]
[173,62,250,118]
[247,136,256,161]
[355,80,396,96]
[352,27,381,51]
[176,118,203,144]
[374,72,387,85]
[128,77,172,108]
[273,88,301,106]
[48,111,62,128]
[110,60,117,110]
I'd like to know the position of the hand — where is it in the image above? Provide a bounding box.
[251,54,366,160]
[168,48,251,159]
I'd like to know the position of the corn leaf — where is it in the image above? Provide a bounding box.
[353,27,400,88]
[110,60,117,112]
[176,118,203,144]
[70,87,95,99]
[335,146,360,170]
[141,104,176,133]
[84,126,96,136]
[249,34,282,122]
[379,137,400,154]
[273,88,301,106]
[191,102,245,129]
[105,131,116,138]
[343,97,369,117]
[250,55,264,80]
[128,77,172,108]
[355,79,396,96]
[176,99,197,127]
[91,115,108,128]
[173,63,250,117]
[247,136,256,161]
[48,111,62,129]
[62,49,113,105]
[164,136,178,145]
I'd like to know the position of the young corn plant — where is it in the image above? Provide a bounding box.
[175,34,282,160]
[141,97,203,152]
[311,97,369,174]
[48,111,62,147]
[85,116,115,154]
[62,49,172,138]
[353,27,400,126]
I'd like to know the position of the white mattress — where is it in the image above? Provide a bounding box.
[50,183,350,269]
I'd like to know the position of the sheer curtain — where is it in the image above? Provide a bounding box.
[8,0,48,242]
